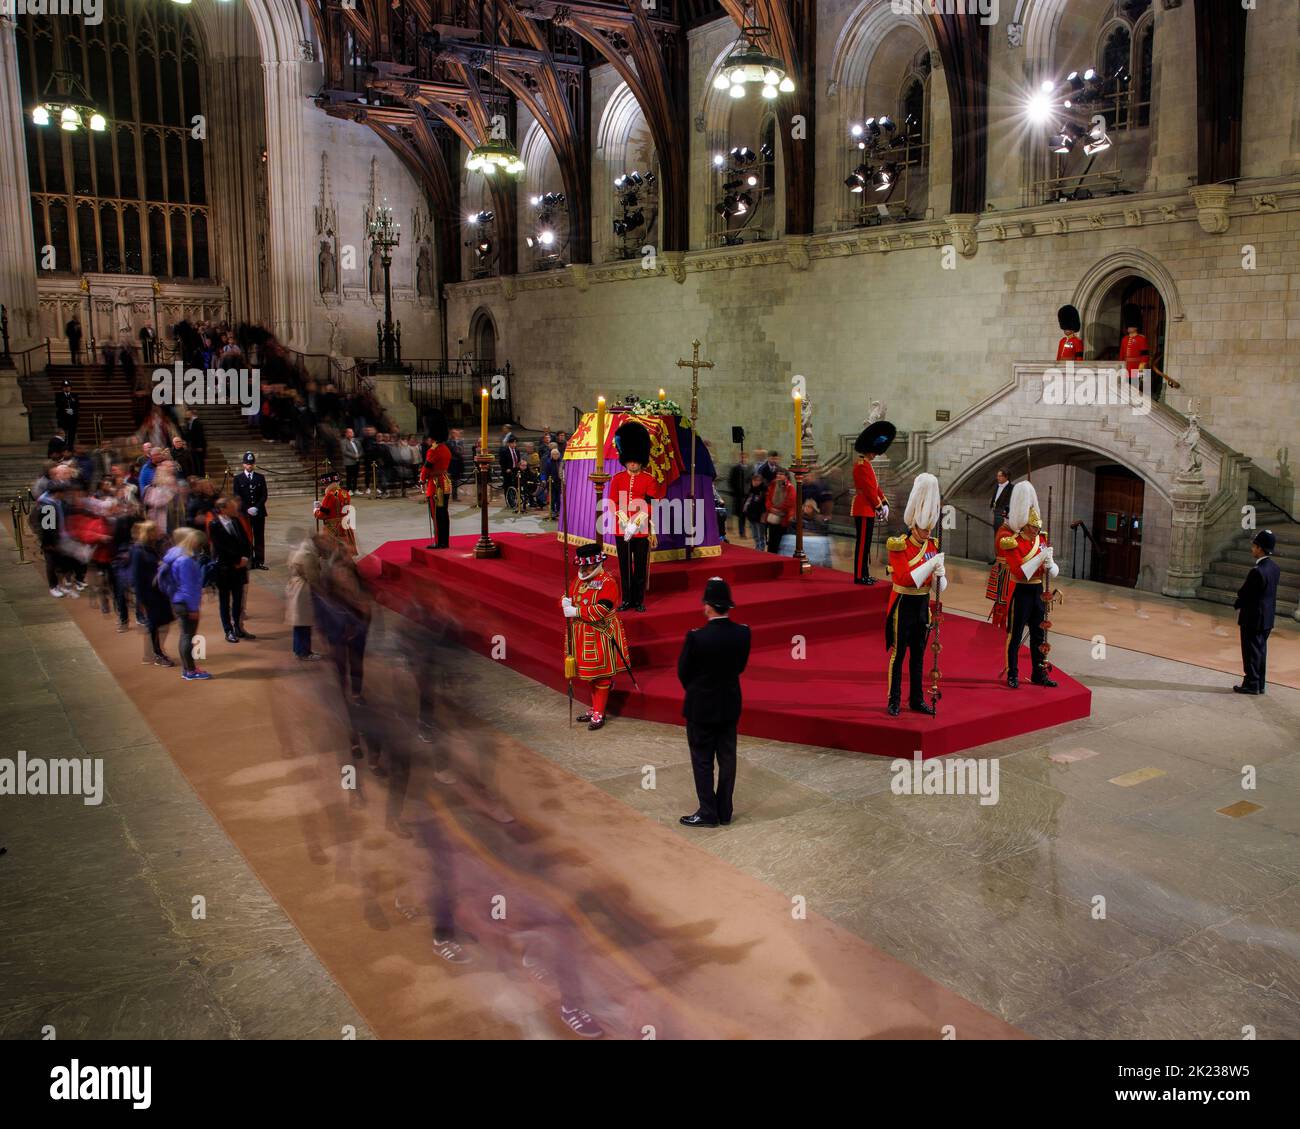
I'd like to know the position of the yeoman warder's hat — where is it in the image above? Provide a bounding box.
[574,542,605,564]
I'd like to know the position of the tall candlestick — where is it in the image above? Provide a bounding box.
[595,396,606,469]
[793,392,803,463]
[480,387,488,453]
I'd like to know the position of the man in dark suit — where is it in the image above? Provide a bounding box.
[208,496,257,644]
[1233,529,1280,695]
[498,434,523,506]
[990,468,1011,562]
[232,452,269,568]
[678,577,751,828]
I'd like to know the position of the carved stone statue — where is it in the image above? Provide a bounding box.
[416,244,433,299]
[1175,414,1202,476]
[368,245,384,296]
[325,314,344,358]
[864,399,887,426]
[800,396,816,456]
[318,241,338,295]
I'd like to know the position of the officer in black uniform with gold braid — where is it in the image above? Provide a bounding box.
[884,473,947,717]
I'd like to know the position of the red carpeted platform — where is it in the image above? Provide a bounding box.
[362,533,1091,759]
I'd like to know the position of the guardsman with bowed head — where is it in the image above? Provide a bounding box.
[997,480,1059,689]
[1056,305,1084,362]
[607,421,663,612]
[851,420,895,585]
[561,542,630,731]
[420,408,453,550]
[314,466,357,556]
[233,451,270,568]
[884,472,946,717]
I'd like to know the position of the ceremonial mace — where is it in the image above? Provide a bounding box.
[675,340,714,561]
[790,390,811,574]
[1027,447,1057,678]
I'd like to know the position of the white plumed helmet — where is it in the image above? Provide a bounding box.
[904,472,941,532]
[1008,480,1041,532]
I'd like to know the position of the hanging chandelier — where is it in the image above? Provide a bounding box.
[31,63,106,133]
[466,0,524,178]
[713,8,795,101]
[466,138,525,176]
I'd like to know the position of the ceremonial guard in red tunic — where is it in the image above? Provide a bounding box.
[313,467,357,556]
[1119,304,1150,381]
[884,473,947,716]
[562,542,631,730]
[984,517,1016,631]
[1056,304,1083,362]
[851,421,895,585]
[997,480,1059,689]
[607,421,663,612]
[420,409,452,549]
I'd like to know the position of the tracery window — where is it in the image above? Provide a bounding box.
[18,2,210,280]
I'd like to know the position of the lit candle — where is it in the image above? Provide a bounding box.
[658,388,666,402]
[480,388,488,454]
[793,392,802,463]
[595,396,606,470]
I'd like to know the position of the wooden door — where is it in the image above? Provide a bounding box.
[1093,466,1144,587]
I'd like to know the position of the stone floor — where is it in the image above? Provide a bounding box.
[2,487,1298,1038]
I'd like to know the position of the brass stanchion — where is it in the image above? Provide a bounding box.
[790,459,811,574]
[473,452,500,558]
[10,496,31,565]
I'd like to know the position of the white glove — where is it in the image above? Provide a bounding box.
[877,504,889,521]
[562,597,579,619]
[1048,562,1060,580]
[911,552,945,586]
[1021,552,1044,580]
[248,507,259,517]
[937,575,949,595]
[623,524,635,542]
[1042,546,1055,564]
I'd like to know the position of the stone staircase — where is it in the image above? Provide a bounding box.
[43,364,139,442]
[1197,493,1300,613]
[0,442,48,502]
[198,404,319,498]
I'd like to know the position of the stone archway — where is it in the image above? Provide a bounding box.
[1072,248,1184,371]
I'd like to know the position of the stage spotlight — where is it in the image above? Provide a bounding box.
[542,191,565,207]
[530,195,541,206]
[712,153,725,167]
[525,235,536,248]
[759,142,774,160]
[614,174,626,188]
[621,191,639,208]
[844,172,866,194]
[736,192,753,214]
[627,210,645,229]
[873,164,898,192]
[746,174,758,187]
[850,123,863,138]
[715,197,734,217]
[645,172,655,184]
[538,229,555,246]
[1027,92,1054,123]
[1040,80,1055,94]
[878,116,895,134]
[1083,129,1111,157]
[625,171,643,187]
[722,178,742,193]
[467,210,494,226]
[1050,131,1072,154]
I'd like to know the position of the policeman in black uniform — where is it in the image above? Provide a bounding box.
[232,451,269,569]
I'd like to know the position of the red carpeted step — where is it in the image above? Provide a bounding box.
[364,533,1092,758]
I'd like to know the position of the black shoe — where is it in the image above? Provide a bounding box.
[863,576,877,585]
[909,700,936,716]
[587,714,606,731]
[617,601,631,612]
[1232,684,1260,695]
[237,629,256,640]
[225,632,239,643]
[634,603,646,613]
[575,710,593,723]
[1007,674,1019,689]
[1031,674,1057,688]
[887,700,901,717]
[679,812,719,828]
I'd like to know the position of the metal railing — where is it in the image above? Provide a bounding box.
[1069,520,1105,581]
[945,502,998,561]
[401,359,514,429]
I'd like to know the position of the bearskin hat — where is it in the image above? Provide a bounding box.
[1058,305,1081,334]
[425,408,450,444]
[614,420,652,467]
[854,420,897,457]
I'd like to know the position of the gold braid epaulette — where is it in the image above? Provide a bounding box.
[999,536,1018,550]
[886,535,907,552]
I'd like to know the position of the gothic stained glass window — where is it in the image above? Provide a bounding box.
[17,2,211,280]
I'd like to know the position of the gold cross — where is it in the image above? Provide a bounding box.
[675,338,714,422]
